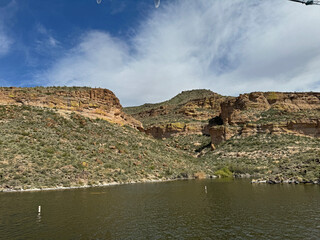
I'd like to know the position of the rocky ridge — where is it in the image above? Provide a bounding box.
[0,87,142,129]
[124,89,228,138]
[210,92,320,148]
[1,87,319,190]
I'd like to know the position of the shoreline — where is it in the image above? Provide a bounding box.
[251,179,320,185]
[2,175,320,193]
[0,177,194,193]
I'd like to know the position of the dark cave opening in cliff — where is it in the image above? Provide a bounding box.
[209,116,224,126]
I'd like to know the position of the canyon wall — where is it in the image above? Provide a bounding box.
[0,87,142,128]
[210,92,320,147]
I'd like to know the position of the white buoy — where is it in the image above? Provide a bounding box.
[38,205,41,214]
[205,186,207,194]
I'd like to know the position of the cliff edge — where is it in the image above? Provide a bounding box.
[0,87,142,129]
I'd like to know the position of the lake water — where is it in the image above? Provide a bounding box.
[0,179,319,239]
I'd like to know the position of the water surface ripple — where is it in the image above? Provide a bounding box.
[0,179,319,239]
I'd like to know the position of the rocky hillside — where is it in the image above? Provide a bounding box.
[0,105,212,191]
[210,92,320,148]
[0,87,142,129]
[0,87,319,191]
[124,89,228,138]
[125,90,320,144]
[220,92,320,124]
[125,90,320,183]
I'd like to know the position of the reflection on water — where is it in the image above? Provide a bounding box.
[36,213,41,223]
[0,179,319,239]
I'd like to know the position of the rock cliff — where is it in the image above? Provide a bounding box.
[1,87,319,189]
[210,92,320,147]
[0,87,142,128]
[144,122,210,139]
[220,92,320,125]
[124,89,227,138]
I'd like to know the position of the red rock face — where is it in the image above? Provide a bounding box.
[209,125,232,147]
[144,122,209,139]
[0,87,142,129]
[287,120,320,137]
[220,92,320,125]
[210,92,320,147]
[127,91,228,138]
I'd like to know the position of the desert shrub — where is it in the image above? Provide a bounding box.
[214,167,233,178]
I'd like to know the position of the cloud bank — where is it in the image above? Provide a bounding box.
[0,31,11,56]
[39,0,320,106]
[0,1,14,57]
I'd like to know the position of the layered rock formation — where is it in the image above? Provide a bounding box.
[3,87,318,146]
[220,92,320,125]
[144,122,210,139]
[125,89,227,138]
[210,92,320,147]
[0,87,142,128]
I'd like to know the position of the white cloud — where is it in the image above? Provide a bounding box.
[40,0,320,106]
[36,24,59,47]
[35,23,59,50]
[0,32,12,56]
[0,1,14,57]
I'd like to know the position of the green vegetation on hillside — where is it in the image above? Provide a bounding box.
[124,89,224,127]
[0,105,211,191]
[163,89,219,106]
[157,132,320,181]
[203,134,320,181]
[164,134,212,156]
[132,112,210,128]
[253,108,320,124]
[1,88,319,191]
[125,89,217,115]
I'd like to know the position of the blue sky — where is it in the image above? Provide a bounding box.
[0,0,154,87]
[1,0,320,106]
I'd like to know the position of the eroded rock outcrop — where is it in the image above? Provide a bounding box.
[209,125,232,147]
[210,92,320,148]
[144,122,210,139]
[0,87,142,128]
[125,90,228,138]
[287,119,320,137]
[220,92,320,125]
[129,93,226,122]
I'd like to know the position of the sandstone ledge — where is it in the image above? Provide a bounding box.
[0,87,142,129]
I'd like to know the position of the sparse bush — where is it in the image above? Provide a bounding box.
[214,167,233,178]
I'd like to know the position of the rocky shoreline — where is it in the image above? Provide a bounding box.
[0,176,215,193]
[233,173,320,185]
[1,88,319,194]
[0,178,179,193]
[251,179,320,185]
[2,175,320,193]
